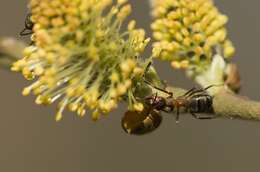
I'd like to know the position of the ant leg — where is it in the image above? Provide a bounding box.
[19,28,26,36]
[182,86,210,98]
[20,29,33,36]
[186,84,223,97]
[20,28,28,36]
[175,108,180,123]
[190,112,217,120]
[182,87,197,97]
[185,88,207,98]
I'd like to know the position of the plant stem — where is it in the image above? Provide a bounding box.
[166,86,260,120]
[0,37,26,69]
[213,89,260,120]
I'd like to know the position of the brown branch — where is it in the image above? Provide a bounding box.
[213,89,260,120]
[165,86,260,120]
[0,37,25,69]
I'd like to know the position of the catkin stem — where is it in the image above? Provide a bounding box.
[213,89,260,120]
[0,37,25,69]
[166,87,260,120]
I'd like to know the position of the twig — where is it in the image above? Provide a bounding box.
[0,37,25,69]
[213,89,260,120]
[165,86,260,120]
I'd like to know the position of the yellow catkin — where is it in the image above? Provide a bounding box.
[151,0,235,69]
[12,0,150,121]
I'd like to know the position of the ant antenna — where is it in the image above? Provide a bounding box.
[204,84,224,90]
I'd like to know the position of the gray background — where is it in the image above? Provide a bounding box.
[1,0,260,172]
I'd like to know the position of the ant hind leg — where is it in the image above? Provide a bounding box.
[182,87,197,97]
[186,84,223,97]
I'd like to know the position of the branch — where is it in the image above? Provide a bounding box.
[213,89,260,120]
[166,86,260,120]
[0,37,25,69]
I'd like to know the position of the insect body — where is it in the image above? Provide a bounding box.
[144,83,216,122]
[121,62,217,135]
[121,85,216,135]
[121,107,162,135]
[20,13,34,36]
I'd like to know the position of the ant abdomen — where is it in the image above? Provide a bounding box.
[188,95,213,113]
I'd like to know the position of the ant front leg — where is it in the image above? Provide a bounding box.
[184,87,206,98]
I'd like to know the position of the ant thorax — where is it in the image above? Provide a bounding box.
[170,97,188,111]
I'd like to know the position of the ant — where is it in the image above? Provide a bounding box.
[143,62,218,122]
[121,62,219,135]
[144,81,217,122]
[20,13,34,36]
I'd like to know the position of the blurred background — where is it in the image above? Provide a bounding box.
[1,0,260,172]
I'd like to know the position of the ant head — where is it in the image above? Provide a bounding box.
[144,93,165,110]
[144,96,156,106]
